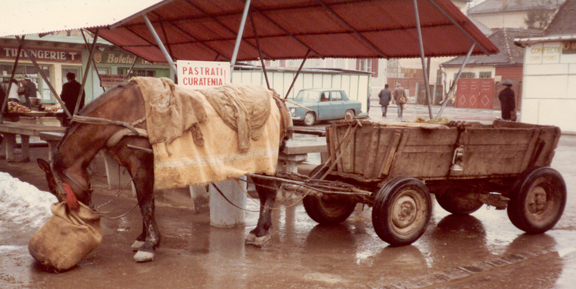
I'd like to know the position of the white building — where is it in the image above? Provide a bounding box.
[515,0,576,133]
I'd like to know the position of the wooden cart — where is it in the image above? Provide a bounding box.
[280,119,566,246]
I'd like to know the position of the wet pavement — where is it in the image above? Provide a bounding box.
[1,103,576,289]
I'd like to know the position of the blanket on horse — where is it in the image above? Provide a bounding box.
[132,77,281,189]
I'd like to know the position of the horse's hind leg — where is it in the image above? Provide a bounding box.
[246,177,278,247]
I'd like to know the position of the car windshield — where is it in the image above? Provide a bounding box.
[294,90,320,102]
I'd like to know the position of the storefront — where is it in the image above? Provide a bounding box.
[1,34,173,106]
[0,35,84,104]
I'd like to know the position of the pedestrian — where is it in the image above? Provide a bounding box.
[18,78,36,108]
[393,82,407,117]
[61,72,86,126]
[7,79,20,103]
[498,83,516,121]
[378,84,391,117]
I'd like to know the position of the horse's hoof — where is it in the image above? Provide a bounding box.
[246,233,270,247]
[134,250,155,262]
[131,240,145,252]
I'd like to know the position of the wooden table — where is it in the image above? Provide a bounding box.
[0,122,65,162]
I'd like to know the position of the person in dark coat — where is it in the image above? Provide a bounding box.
[498,84,516,121]
[378,84,391,117]
[61,72,85,126]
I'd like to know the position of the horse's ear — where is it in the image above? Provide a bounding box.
[37,159,52,174]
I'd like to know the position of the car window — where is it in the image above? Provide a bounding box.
[295,90,320,102]
[331,91,342,101]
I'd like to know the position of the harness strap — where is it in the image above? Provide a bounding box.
[106,128,149,148]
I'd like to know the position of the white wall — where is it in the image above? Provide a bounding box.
[231,69,371,112]
[522,42,576,134]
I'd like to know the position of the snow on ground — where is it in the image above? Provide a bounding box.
[0,172,57,230]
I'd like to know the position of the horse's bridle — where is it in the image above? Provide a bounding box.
[49,161,93,202]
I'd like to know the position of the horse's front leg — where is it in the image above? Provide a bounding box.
[112,140,160,262]
[246,177,278,247]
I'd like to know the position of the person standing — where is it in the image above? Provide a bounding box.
[498,83,516,121]
[18,78,36,108]
[61,72,86,126]
[393,82,407,117]
[378,84,391,117]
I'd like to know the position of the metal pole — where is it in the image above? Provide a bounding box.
[0,40,24,123]
[250,10,270,89]
[74,29,99,117]
[15,36,72,119]
[230,0,252,67]
[284,49,311,99]
[81,30,105,92]
[436,44,475,119]
[125,56,140,80]
[413,0,433,119]
[142,14,177,74]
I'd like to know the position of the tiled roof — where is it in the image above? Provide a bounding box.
[544,0,576,35]
[441,28,542,66]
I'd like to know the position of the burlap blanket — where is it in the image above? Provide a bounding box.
[132,77,281,189]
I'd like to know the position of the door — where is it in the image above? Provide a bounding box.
[455,78,495,109]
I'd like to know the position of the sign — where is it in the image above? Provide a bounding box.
[99,74,128,87]
[93,52,153,65]
[177,60,230,89]
[562,41,576,54]
[0,46,82,63]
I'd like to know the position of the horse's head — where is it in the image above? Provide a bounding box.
[37,152,92,210]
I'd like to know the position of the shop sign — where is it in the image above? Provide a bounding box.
[0,46,81,63]
[562,41,576,54]
[176,60,230,89]
[93,52,153,65]
[100,74,128,87]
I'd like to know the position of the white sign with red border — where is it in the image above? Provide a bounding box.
[176,60,230,89]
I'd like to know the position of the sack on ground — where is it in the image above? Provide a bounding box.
[28,202,102,272]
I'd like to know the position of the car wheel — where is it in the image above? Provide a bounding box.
[344,109,355,120]
[303,112,316,126]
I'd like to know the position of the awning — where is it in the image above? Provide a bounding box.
[1,0,498,63]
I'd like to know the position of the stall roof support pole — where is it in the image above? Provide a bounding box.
[74,29,99,117]
[142,14,177,75]
[437,44,475,119]
[250,10,270,90]
[284,49,311,99]
[82,30,105,93]
[413,0,433,119]
[15,36,72,119]
[126,56,140,80]
[0,40,24,123]
[428,0,490,55]
[231,0,251,67]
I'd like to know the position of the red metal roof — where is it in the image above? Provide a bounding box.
[91,0,499,64]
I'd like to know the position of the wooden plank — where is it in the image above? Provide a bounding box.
[362,126,381,178]
[379,129,402,177]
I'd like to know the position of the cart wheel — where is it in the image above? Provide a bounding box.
[507,167,566,234]
[303,164,356,225]
[303,112,316,126]
[436,189,483,215]
[372,177,432,246]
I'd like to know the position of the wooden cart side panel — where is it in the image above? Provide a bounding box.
[359,127,381,177]
[333,123,356,173]
[460,128,533,176]
[388,128,458,179]
[533,126,561,167]
[378,129,403,178]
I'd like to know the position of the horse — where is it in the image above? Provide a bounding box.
[37,79,292,262]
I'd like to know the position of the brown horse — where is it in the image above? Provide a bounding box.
[37,80,291,262]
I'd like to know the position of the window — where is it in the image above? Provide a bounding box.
[479,72,492,78]
[357,59,378,77]
[331,91,342,101]
[455,72,476,79]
